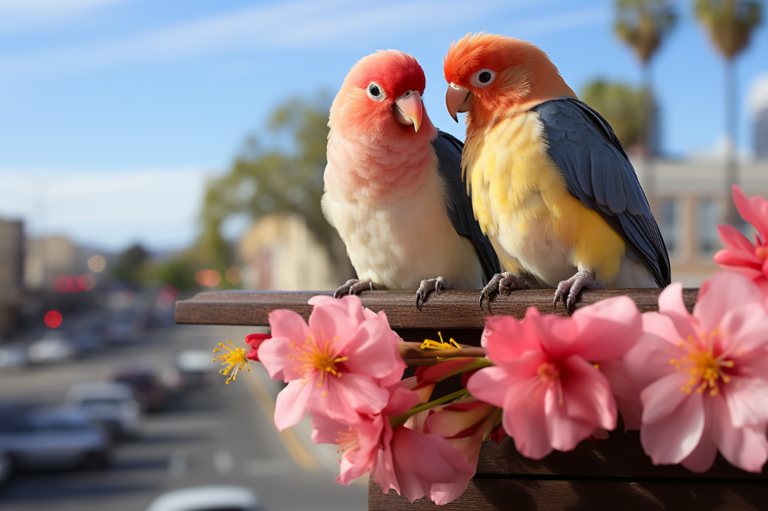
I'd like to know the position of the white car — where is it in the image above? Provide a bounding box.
[0,408,111,471]
[145,486,263,511]
[66,383,141,440]
[28,332,78,363]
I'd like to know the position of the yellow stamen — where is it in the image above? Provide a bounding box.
[212,339,250,384]
[290,334,348,388]
[421,332,461,359]
[670,329,734,397]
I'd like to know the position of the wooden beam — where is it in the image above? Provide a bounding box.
[174,288,698,329]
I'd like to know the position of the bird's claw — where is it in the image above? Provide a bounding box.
[479,272,527,311]
[415,276,452,311]
[333,279,374,298]
[553,271,603,315]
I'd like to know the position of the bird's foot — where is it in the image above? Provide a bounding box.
[479,272,527,311]
[333,278,374,298]
[416,276,454,310]
[553,271,604,315]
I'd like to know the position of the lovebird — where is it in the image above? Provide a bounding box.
[322,50,499,308]
[443,33,670,313]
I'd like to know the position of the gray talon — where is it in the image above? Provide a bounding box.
[479,272,526,309]
[553,271,601,315]
[415,276,453,310]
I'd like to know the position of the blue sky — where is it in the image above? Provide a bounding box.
[1,0,766,252]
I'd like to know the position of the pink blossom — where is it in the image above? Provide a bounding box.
[467,296,642,459]
[244,333,271,362]
[624,272,768,473]
[258,295,406,430]
[715,185,768,301]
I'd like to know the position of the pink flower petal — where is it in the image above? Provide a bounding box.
[680,396,718,473]
[482,315,540,362]
[640,391,704,465]
[262,309,314,381]
[319,372,390,421]
[624,330,683,391]
[720,302,768,355]
[717,225,758,254]
[733,185,768,243]
[600,359,643,431]
[657,283,699,340]
[694,272,763,333]
[561,355,616,430]
[308,295,365,351]
[544,386,596,453]
[274,379,314,430]
[528,311,580,359]
[714,249,762,270]
[710,393,768,473]
[571,296,642,360]
[342,314,404,379]
[466,366,520,408]
[501,378,553,460]
[640,371,691,424]
[722,376,768,428]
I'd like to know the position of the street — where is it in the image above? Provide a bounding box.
[0,321,368,511]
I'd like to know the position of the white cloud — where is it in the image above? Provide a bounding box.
[0,0,131,32]
[511,5,610,38]
[0,167,210,251]
[749,73,768,115]
[0,0,555,78]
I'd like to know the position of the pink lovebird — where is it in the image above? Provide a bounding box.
[624,272,768,473]
[323,50,499,308]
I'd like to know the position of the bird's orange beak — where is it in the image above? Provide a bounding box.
[394,90,423,132]
[446,83,472,122]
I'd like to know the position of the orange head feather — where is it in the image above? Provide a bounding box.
[443,33,576,126]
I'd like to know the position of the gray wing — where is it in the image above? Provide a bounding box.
[432,130,501,282]
[532,97,671,287]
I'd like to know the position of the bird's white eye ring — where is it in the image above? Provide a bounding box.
[470,69,495,87]
[367,82,386,101]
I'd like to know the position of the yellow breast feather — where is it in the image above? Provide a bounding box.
[463,112,626,283]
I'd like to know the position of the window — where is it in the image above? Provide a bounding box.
[657,199,678,255]
[698,199,721,255]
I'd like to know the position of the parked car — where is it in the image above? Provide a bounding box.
[0,450,12,484]
[145,485,263,511]
[66,383,141,440]
[0,408,111,472]
[175,350,218,391]
[110,366,167,412]
[28,332,78,364]
[0,343,29,370]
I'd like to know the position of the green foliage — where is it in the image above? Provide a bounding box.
[200,95,337,266]
[581,79,651,149]
[148,253,201,292]
[111,244,150,287]
[695,0,762,60]
[614,0,677,64]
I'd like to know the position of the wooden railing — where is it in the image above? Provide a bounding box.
[175,288,767,510]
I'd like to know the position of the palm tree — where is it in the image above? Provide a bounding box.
[694,0,762,226]
[614,0,677,213]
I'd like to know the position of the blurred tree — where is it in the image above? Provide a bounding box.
[581,79,650,150]
[200,95,353,283]
[112,244,149,287]
[148,254,202,292]
[615,0,677,209]
[694,0,762,225]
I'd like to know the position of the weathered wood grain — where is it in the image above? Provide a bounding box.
[174,288,697,328]
[368,477,767,511]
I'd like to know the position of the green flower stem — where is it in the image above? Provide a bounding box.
[389,389,470,428]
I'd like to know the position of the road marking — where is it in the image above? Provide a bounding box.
[242,457,293,477]
[213,448,234,474]
[168,451,187,478]
[243,368,319,471]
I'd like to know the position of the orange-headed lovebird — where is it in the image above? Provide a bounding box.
[323,50,499,308]
[443,33,670,313]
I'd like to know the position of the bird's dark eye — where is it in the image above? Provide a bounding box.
[366,82,386,101]
[471,69,495,87]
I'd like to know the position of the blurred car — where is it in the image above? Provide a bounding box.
[145,485,263,511]
[73,327,105,355]
[104,315,141,344]
[0,343,29,370]
[175,350,218,391]
[0,408,111,471]
[110,366,167,412]
[28,332,78,364]
[66,383,141,440]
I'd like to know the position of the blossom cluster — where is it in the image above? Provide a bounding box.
[216,185,768,505]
